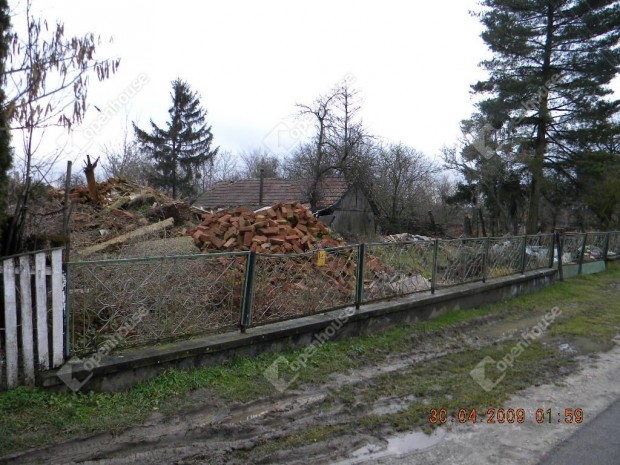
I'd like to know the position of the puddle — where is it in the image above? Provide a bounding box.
[559,336,613,355]
[222,393,326,424]
[558,343,577,354]
[384,430,445,454]
[481,315,548,338]
[226,406,271,424]
[333,429,446,464]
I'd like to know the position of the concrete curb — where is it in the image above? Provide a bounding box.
[41,268,557,392]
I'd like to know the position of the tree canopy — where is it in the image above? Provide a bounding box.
[0,0,11,244]
[134,79,218,199]
[469,0,620,233]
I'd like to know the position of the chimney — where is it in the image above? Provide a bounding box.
[259,168,265,206]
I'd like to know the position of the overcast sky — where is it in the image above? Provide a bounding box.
[10,0,618,172]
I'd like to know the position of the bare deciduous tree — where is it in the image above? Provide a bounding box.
[240,148,281,178]
[100,117,153,185]
[193,149,240,193]
[285,82,370,211]
[2,0,119,254]
[371,143,439,233]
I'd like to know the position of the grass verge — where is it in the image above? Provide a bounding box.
[1,263,619,457]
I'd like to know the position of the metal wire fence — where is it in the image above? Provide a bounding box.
[68,253,245,354]
[487,237,523,278]
[66,231,620,356]
[251,246,358,326]
[609,232,620,258]
[436,238,487,287]
[584,233,608,262]
[363,241,434,302]
[525,234,554,271]
[561,234,586,265]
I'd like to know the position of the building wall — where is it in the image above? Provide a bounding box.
[329,187,376,238]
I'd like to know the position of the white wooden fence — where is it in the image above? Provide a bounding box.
[1,248,65,390]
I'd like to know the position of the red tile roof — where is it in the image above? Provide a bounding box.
[194,177,349,211]
[313,177,349,210]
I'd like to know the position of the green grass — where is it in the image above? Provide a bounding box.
[1,263,619,457]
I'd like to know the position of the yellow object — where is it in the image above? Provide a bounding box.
[316,250,327,266]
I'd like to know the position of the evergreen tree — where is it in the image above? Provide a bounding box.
[472,0,620,233]
[0,0,11,245]
[134,79,218,199]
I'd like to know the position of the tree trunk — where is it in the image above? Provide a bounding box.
[478,208,487,237]
[464,215,473,237]
[84,155,100,206]
[526,3,554,234]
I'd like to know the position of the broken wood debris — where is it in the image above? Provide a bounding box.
[76,217,175,256]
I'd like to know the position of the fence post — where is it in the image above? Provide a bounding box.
[555,230,563,281]
[520,236,528,274]
[35,252,49,370]
[578,233,587,276]
[51,249,64,368]
[3,258,18,388]
[548,233,555,269]
[355,243,366,309]
[18,256,35,384]
[431,239,439,294]
[65,259,71,358]
[602,232,610,263]
[482,237,490,283]
[240,251,256,333]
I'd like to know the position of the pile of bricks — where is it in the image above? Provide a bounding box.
[187,201,343,253]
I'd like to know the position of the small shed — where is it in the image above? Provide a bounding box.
[194,177,376,237]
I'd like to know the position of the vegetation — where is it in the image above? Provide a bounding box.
[0,0,10,244]
[133,78,219,200]
[447,0,620,234]
[1,0,119,255]
[1,264,619,456]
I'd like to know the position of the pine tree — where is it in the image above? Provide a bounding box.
[134,79,218,199]
[472,0,620,233]
[0,0,11,245]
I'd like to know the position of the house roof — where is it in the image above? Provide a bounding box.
[313,177,349,210]
[194,177,350,211]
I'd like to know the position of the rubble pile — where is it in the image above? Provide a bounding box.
[47,177,190,254]
[383,233,432,243]
[51,177,187,213]
[187,201,343,253]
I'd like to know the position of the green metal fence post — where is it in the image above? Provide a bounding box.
[240,251,256,333]
[520,236,528,274]
[355,243,366,309]
[555,230,564,281]
[548,233,555,269]
[431,239,439,294]
[482,237,490,283]
[578,233,587,276]
[602,232,610,264]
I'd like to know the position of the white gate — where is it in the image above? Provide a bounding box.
[1,248,65,390]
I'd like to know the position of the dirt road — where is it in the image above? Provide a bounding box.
[358,338,620,465]
[3,276,620,465]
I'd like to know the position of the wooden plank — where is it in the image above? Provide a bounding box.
[3,259,18,388]
[19,256,35,384]
[35,253,49,370]
[51,249,64,368]
[0,266,52,276]
[76,217,175,256]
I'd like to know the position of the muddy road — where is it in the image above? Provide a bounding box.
[3,279,620,465]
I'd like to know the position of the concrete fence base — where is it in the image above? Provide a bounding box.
[41,268,559,393]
